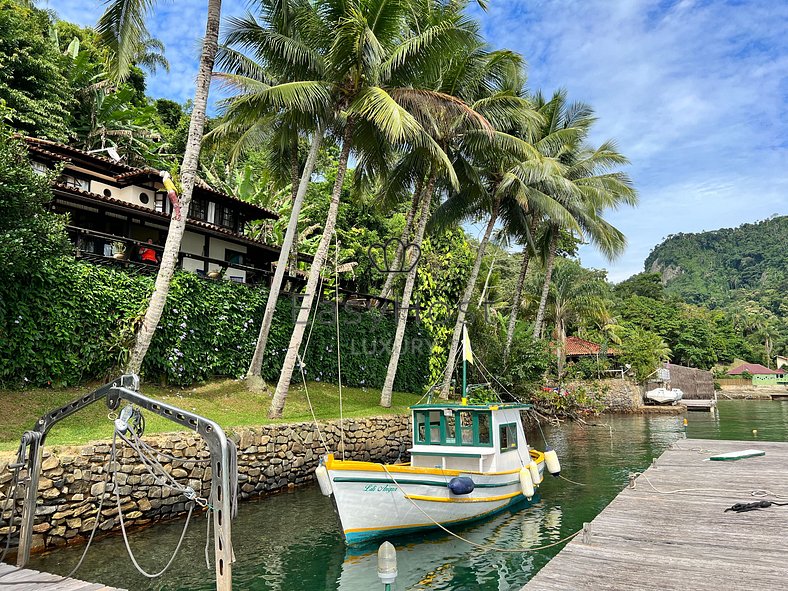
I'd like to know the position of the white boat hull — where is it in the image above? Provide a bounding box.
[325,454,544,544]
[645,387,684,404]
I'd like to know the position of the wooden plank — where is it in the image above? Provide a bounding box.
[0,562,126,590]
[522,438,788,591]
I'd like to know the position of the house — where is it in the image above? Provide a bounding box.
[777,355,788,370]
[25,136,303,284]
[562,336,617,361]
[728,362,787,386]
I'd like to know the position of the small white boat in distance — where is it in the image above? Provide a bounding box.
[645,387,684,404]
[318,401,553,544]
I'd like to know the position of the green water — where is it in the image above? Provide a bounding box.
[29,400,788,590]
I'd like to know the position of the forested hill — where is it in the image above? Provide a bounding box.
[645,216,788,309]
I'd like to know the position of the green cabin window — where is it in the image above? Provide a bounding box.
[413,409,493,447]
[499,423,518,452]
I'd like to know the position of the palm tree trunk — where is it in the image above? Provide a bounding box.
[556,319,566,375]
[380,171,437,407]
[439,201,499,399]
[503,247,531,361]
[269,122,353,419]
[287,134,300,275]
[127,0,221,374]
[379,177,423,302]
[246,124,324,386]
[533,226,559,341]
[503,216,538,361]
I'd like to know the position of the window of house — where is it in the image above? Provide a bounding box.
[103,188,112,197]
[499,423,518,452]
[224,249,245,266]
[189,197,208,221]
[32,162,49,175]
[218,205,237,230]
[59,174,89,191]
[154,192,167,213]
[139,192,150,204]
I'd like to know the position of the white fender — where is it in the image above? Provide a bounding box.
[519,466,535,500]
[315,465,333,496]
[545,448,561,477]
[528,460,543,485]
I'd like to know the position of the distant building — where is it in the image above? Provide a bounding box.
[777,355,788,370]
[728,363,786,386]
[563,336,617,361]
[25,136,302,284]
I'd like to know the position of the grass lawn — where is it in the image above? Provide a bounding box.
[0,379,422,452]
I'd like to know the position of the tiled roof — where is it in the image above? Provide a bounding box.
[24,136,277,220]
[728,363,781,375]
[563,336,617,356]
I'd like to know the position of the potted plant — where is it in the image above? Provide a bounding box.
[111,241,127,260]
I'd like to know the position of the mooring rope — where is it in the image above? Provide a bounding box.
[632,472,788,499]
[380,465,582,553]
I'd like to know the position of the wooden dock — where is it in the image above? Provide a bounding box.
[683,398,717,411]
[523,438,788,591]
[0,562,125,590]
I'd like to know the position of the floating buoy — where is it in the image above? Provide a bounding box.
[752,429,758,436]
[683,418,688,427]
[448,476,475,495]
[544,447,561,477]
[528,460,542,485]
[315,465,333,496]
[519,466,535,500]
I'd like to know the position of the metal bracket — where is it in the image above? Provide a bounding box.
[14,375,234,591]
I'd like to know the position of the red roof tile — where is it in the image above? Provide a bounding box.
[728,363,780,375]
[562,336,617,356]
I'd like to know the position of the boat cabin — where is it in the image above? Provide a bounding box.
[409,402,533,473]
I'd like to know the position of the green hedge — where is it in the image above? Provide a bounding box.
[0,258,430,391]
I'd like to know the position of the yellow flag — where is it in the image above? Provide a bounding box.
[462,324,474,364]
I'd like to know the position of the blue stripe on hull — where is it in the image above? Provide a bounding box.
[343,493,540,545]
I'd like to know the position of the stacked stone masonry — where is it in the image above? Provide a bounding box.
[0,416,410,552]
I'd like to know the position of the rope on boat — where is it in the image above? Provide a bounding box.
[380,465,583,553]
[559,474,587,486]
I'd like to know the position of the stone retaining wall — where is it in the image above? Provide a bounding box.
[0,416,410,552]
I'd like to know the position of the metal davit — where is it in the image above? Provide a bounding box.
[12,374,236,591]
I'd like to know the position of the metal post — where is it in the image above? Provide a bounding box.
[16,435,42,567]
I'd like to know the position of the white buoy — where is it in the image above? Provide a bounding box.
[544,447,561,477]
[528,460,543,485]
[315,465,333,496]
[519,466,535,500]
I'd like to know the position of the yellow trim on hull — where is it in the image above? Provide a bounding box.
[405,490,523,503]
[325,450,545,477]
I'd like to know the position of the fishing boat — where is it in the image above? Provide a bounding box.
[645,387,684,404]
[316,326,560,544]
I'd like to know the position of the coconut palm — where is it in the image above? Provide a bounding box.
[532,136,637,341]
[266,0,472,418]
[96,0,223,374]
[207,1,328,388]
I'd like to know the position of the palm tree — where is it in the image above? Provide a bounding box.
[543,259,609,373]
[207,2,328,389]
[96,0,223,374]
[267,0,469,418]
[532,136,637,341]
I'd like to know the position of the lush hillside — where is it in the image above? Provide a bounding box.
[645,216,788,309]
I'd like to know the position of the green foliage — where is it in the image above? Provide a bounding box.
[0,1,73,139]
[614,272,665,301]
[618,326,670,382]
[531,384,605,417]
[506,329,553,387]
[0,125,69,280]
[0,258,430,391]
[563,356,611,380]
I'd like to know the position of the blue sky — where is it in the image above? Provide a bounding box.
[46,0,787,281]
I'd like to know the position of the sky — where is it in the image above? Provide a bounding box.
[46,0,787,282]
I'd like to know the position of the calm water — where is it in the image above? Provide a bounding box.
[30,400,788,591]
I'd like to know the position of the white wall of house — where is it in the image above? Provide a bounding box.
[181,231,206,273]
[209,237,247,282]
[90,180,158,210]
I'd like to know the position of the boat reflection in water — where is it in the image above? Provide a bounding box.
[336,503,564,590]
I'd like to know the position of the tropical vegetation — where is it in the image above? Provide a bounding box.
[1,0,781,419]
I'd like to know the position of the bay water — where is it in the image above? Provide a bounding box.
[29,400,788,590]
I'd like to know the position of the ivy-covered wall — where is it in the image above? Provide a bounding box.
[0,258,431,391]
